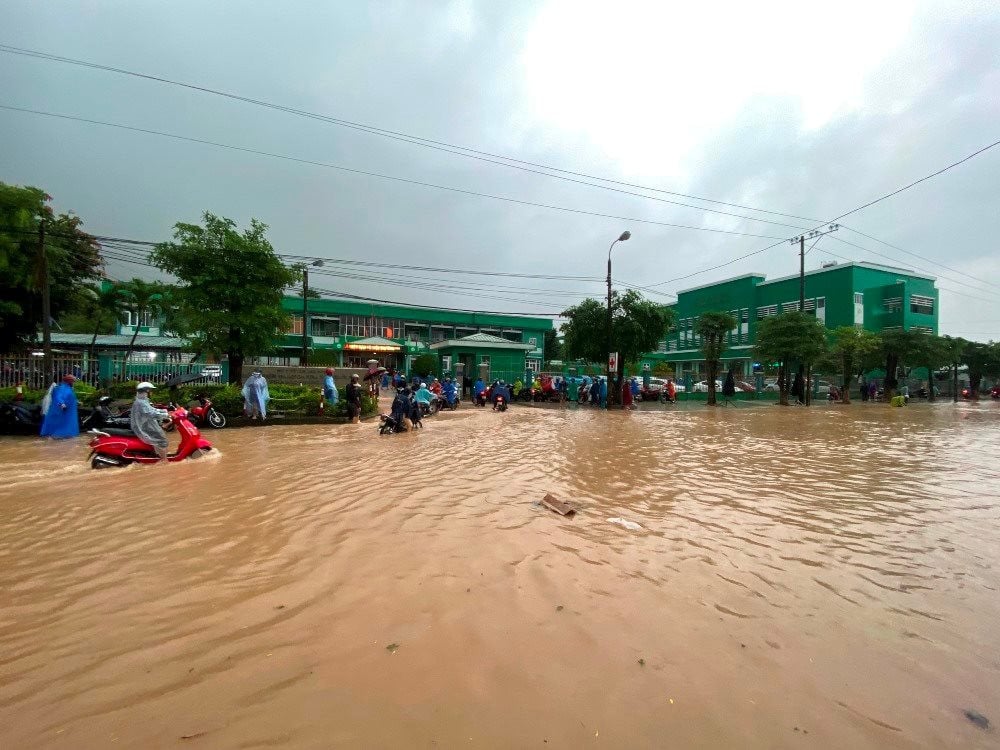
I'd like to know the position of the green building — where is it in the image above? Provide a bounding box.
[640,261,939,379]
[274,297,551,382]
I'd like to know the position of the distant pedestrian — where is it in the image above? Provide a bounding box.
[868,380,877,401]
[622,378,634,409]
[860,377,869,402]
[323,368,339,405]
[346,373,363,424]
[791,372,804,404]
[722,370,737,403]
[242,370,270,420]
[666,378,677,403]
[599,377,608,408]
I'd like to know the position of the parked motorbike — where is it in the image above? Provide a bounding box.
[79,396,131,431]
[186,393,227,428]
[87,406,213,469]
[0,401,42,435]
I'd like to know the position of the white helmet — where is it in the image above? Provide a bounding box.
[420,382,427,388]
[136,381,156,391]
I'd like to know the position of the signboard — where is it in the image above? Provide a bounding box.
[608,352,619,372]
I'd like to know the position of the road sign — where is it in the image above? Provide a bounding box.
[608,352,618,372]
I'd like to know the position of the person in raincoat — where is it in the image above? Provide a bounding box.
[40,380,57,416]
[441,376,458,405]
[622,377,634,409]
[323,368,339,405]
[414,382,433,408]
[130,381,169,459]
[345,373,363,424]
[722,370,737,403]
[242,370,270,420]
[473,377,485,404]
[599,377,608,408]
[40,374,79,439]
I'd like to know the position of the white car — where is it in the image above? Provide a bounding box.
[692,380,723,393]
[201,365,222,379]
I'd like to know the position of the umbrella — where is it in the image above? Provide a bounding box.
[164,372,204,388]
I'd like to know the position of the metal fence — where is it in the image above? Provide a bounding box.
[1,354,223,389]
[1,354,96,388]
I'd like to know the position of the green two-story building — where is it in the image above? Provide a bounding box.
[273,297,552,382]
[640,261,939,380]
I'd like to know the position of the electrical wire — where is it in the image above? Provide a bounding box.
[0,104,790,242]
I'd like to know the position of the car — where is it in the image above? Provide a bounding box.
[201,365,222,379]
[637,377,667,401]
[692,380,723,393]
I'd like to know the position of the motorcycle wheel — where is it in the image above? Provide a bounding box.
[207,410,227,428]
[91,454,130,469]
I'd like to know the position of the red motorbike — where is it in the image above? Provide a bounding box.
[87,406,213,469]
[181,393,226,428]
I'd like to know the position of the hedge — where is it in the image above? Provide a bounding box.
[0,382,99,408]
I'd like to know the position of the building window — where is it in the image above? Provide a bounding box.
[910,295,934,315]
[311,318,339,337]
[441,355,452,373]
[527,359,540,373]
[480,355,490,369]
[123,310,154,328]
[757,304,777,319]
[527,336,537,347]
[854,293,864,304]
[883,296,903,313]
[287,316,304,335]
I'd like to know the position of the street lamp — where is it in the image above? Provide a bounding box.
[301,260,323,366]
[607,231,631,397]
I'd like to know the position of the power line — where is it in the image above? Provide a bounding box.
[0,103,791,242]
[0,43,821,226]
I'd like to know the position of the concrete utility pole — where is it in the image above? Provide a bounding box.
[298,259,324,366]
[38,221,53,383]
[606,231,631,400]
[789,224,840,311]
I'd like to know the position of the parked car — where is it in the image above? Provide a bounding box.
[692,380,723,393]
[201,365,222,380]
[637,377,666,401]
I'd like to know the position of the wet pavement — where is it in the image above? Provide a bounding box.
[1,400,998,748]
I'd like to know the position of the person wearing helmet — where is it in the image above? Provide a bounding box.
[429,377,442,396]
[493,380,509,407]
[131,381,169,460]
[414,381,433,409]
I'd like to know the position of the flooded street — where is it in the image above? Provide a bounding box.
[1,402,999,749]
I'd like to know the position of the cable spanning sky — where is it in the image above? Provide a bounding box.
[0,1,997,339]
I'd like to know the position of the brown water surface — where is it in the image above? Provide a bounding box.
[1,401,999,748]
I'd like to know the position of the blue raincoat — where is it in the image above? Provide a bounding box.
[242,372,270,418]
[39,382,79,439]
[599,378,608,407]
[414,386,433,405]
[324,374,339,404]
[442,379,458,404]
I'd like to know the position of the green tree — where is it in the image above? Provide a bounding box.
[828,326,881,404]
[76,282,128,364]
[879,328,922,400]
[753,312,827,406]
[908,332,953,402]
[117,278,168,378]
[543,328,562,364]
[0,183,104,351]
[940,335,966,401]
[561,291,674,403]
[695,311,737,406]
[962,340,1000,397]
[151,213,300,384]
[411,353,439,378]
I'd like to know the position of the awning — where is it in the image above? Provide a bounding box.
[344,335,402,353]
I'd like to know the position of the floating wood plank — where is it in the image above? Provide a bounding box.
[541,493,576,516]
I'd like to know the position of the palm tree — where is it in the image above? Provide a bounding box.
[81,282,127,367]
[695,311,737,406]
[118,278,165,379]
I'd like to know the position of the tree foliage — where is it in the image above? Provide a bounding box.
[878,328,924,398]
[117,278,169,377]
[828,326,881,403]
[411,353,439,377]
[0,182,104,350]
[962,340,1000,396]
[150,213,299,384]
[695,311,736,405]
[753,312,827,405]
[543,328,562,364]
[561,291,674,401]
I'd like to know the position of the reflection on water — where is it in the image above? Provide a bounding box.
[1,402,998,748]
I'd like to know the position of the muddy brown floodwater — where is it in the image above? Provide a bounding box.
[1,402,999,749]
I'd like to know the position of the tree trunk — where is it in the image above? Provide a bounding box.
[229,351,244,385]
[841,354,852,404]
[926,361,935,402]
[706,359,718,406]
[970,371,982,398]
[804,364,812,406]
[777,362,789,406]
[120,309,143,380]
[88,319,102,375]
[952,363,958,402]
[884,354,899,401]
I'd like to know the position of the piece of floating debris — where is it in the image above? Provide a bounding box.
[964,709,989,730]
[607,517,642,531]
[541,493,576,516]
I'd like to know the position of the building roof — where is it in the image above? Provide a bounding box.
[49,333,188,349]
[675,261,935,296]
[430,332,534,351]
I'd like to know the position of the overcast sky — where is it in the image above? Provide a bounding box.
[1,1,998,339]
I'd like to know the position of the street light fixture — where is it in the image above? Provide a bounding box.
[607,231,631,401]
[301,260,323,366]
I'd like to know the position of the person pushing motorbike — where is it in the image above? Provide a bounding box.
[130,381,170,460]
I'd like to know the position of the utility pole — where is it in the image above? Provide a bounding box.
[301,265,310,366]
[606,231,630,406]
[789,224,840,311]
[38,221,53,384]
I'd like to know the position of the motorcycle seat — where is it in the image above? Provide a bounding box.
[101,427,137,437]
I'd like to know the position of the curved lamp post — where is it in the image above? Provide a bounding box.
[606,231,631,395]
[301,259,323,365]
